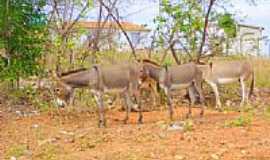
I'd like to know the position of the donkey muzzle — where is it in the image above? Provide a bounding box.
[55,98,66,108]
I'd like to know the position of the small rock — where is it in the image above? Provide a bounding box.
[158,132,166,139]
[38,138,57,146]
[217,148,228,156]
[31,110,39,115]
[167,123,184,131]
[211,154,219,160]
[64,137,75,143]
[241,150,247,155]
[15,111,22,116]
[10,156,17,160]
[174,155,185,160]
[32,124,39,128]
[220,140,226,145]
[225,100,232,106]
[24,150,33,156]
[59,130,75,136]
[156,121,167,129]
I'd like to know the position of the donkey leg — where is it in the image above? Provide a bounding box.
[123,92,132,124]
[209,82,222,110]
[240,77,246,107]
[194,82,205,117]
[164,88,173,121]
[94,92,106,128]
[68,89,75,106]
[134,90,143,124]
[187,86,196,118]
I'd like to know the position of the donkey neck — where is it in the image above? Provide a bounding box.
[147,64,161,82]
[60,70,93,87]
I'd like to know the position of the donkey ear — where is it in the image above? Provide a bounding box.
[209,62,213,68]
[136,58,142,64]
[49,70,60,81]
[135,58,143,66]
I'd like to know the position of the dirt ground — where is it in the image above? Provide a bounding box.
[1,103,270,160]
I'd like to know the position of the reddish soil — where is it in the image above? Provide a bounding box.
[1,105,270,160]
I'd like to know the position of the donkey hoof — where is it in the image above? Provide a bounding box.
[186,113,191,119]
[200,111,204,117]
[123,119,128,124]
[138,119,143,124]
[98,120,106,128]
[216,108,223,112]
[98,123,106,128]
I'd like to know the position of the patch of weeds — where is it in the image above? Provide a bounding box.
[225,113,253,127]
[33,126,45,141]
[5,144,27,159]
[125,152,141,160]
[77,133,108,151]
[25,87,53,112]
[76,89,97,109]
[263,106,270,120]
[241,104,255,113]
[183,119,194,132]
[35,144,60,160]
[78,137,96,151]
[222,106,236,112]
[109,151,142,160]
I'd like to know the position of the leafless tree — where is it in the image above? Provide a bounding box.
[98,0,137,59]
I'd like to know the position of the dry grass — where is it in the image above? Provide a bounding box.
[252,58,270,88]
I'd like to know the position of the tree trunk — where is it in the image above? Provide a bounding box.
[170,41,181,65]
[99,0,137,60]
[197,0,216,62]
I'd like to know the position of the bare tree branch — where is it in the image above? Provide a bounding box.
[197,0,216,62]
[63,1,90,37]
[169,41,180,65]
[98,0,137,60]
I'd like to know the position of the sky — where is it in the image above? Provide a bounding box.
[223,0,270,54]
[233,0,270,35]
[86,0,270,36]
[124,0,270,33]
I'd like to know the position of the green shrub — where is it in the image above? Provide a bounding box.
[225,113,253,127]
[5,144,27,159]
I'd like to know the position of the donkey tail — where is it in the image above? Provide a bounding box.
[164,64,169,71]
[248,71,255,98]
[92,65,102,87]
[92,65,99,72]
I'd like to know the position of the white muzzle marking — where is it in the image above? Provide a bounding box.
[55,98,66,107]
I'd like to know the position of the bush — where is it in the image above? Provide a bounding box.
[225,113,253,127]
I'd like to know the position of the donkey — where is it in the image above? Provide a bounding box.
[52,63,144,127]
[141,60,205,120]
[197,60,254,109]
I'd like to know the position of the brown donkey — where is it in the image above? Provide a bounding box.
[53,63,144,127]
[142,60,205,120]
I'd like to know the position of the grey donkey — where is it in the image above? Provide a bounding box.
[197,60,254,109]
[141,60,205,120]
[52,63,144,127]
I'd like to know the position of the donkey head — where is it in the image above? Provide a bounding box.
[134,59,147,84]
[50,72,73,107]
[140,59,161,82]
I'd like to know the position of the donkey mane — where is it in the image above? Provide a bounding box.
[142,59,160,67]
[60,68,88,77]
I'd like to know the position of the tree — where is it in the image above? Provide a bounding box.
[0,0,47,85]
[46,0,94,72]
[155,0,204,63]
[154,0,238,63]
